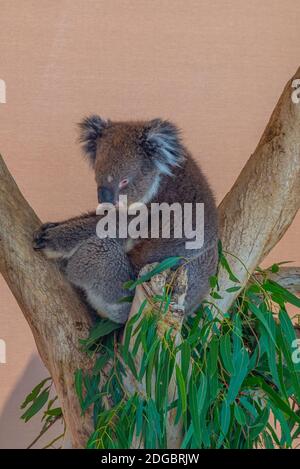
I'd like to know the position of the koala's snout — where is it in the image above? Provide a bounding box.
[98,186,115,204]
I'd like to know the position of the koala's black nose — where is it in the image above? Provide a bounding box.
[98,186,115,204]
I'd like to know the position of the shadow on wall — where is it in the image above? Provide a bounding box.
[0,354,62,449]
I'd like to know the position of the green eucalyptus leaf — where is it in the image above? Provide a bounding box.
[234,402,246,425]
[227,348,249,404]
[220,333,234,374]
[20,377,51,410]
[127,257,182,291]
[176,365,187,419]
[264,280,300,308]
[189,381,201,447]
[21,389,50,422]
[217,400,231,448]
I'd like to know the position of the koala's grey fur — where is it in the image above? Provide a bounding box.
[33,118,218,323]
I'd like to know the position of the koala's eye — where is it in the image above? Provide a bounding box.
[119,178,129,189]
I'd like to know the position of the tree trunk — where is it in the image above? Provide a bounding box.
[0,156,94,448]
[215,67,300,315]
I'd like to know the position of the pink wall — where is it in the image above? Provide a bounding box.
[0,0,300,448]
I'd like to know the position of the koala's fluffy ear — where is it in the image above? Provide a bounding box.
[78,115,108,167]
[144,119,186,176]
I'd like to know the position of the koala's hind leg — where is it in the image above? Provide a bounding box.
[65,236,134,324]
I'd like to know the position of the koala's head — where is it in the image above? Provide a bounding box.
[79,116,185,207]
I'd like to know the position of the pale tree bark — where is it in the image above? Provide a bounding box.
[1,66,300,448]
[215,66,300,315]
[0,156,94,448]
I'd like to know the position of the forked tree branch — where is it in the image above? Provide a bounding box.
[0,67,300,448]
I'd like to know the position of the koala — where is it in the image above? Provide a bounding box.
[33,117,218,323]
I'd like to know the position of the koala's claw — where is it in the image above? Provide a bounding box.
[33,238,46,250]
[33,223,59,251]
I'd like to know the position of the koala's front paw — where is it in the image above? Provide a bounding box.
[33,222,62,258]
